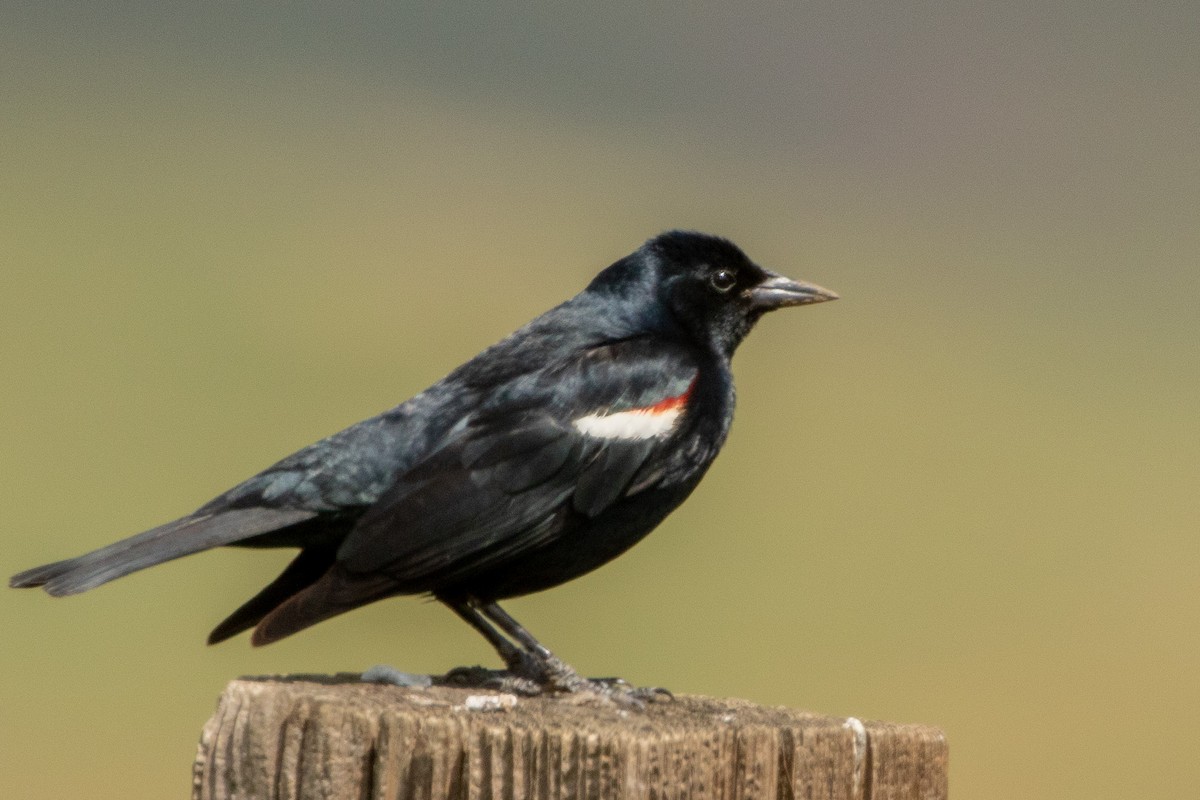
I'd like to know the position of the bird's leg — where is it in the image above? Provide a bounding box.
[444,598,546,676]
[431,598,547,694]
[479,602,671,704]
[432,597,670,705]
[362,599,664,702]
[476,601,586,690]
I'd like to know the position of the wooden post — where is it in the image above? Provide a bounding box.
[193,677,946,800]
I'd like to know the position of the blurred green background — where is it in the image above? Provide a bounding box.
[3,4,1197,798]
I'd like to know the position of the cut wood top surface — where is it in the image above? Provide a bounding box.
[194,677,947,800]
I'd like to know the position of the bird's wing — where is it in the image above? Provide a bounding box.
[335,337,702,585]
[196,410,438,515]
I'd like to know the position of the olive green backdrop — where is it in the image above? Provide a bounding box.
[3,4,1197,798]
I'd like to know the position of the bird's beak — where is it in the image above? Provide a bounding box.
[746,271,839,311]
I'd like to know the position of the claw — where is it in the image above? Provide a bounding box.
[587,676,673,702]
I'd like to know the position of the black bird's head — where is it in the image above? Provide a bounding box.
[589,230,838,358]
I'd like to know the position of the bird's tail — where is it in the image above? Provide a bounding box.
[9,506,317,596]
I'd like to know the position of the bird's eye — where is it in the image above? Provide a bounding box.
[710,269,737,292]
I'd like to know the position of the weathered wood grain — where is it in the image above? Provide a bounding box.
[193,677,946,800]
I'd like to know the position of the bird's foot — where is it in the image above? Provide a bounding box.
[519,653,672,709]
[436,664,544,696]
[587,676,674,703]
[501,647,553,682]
[433,656,670,709]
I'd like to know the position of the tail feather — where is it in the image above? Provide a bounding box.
[207,544,338,645]
[10,506,317,596]
[250,566,395,646]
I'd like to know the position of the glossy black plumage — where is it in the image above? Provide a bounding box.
[11,231,836,691]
